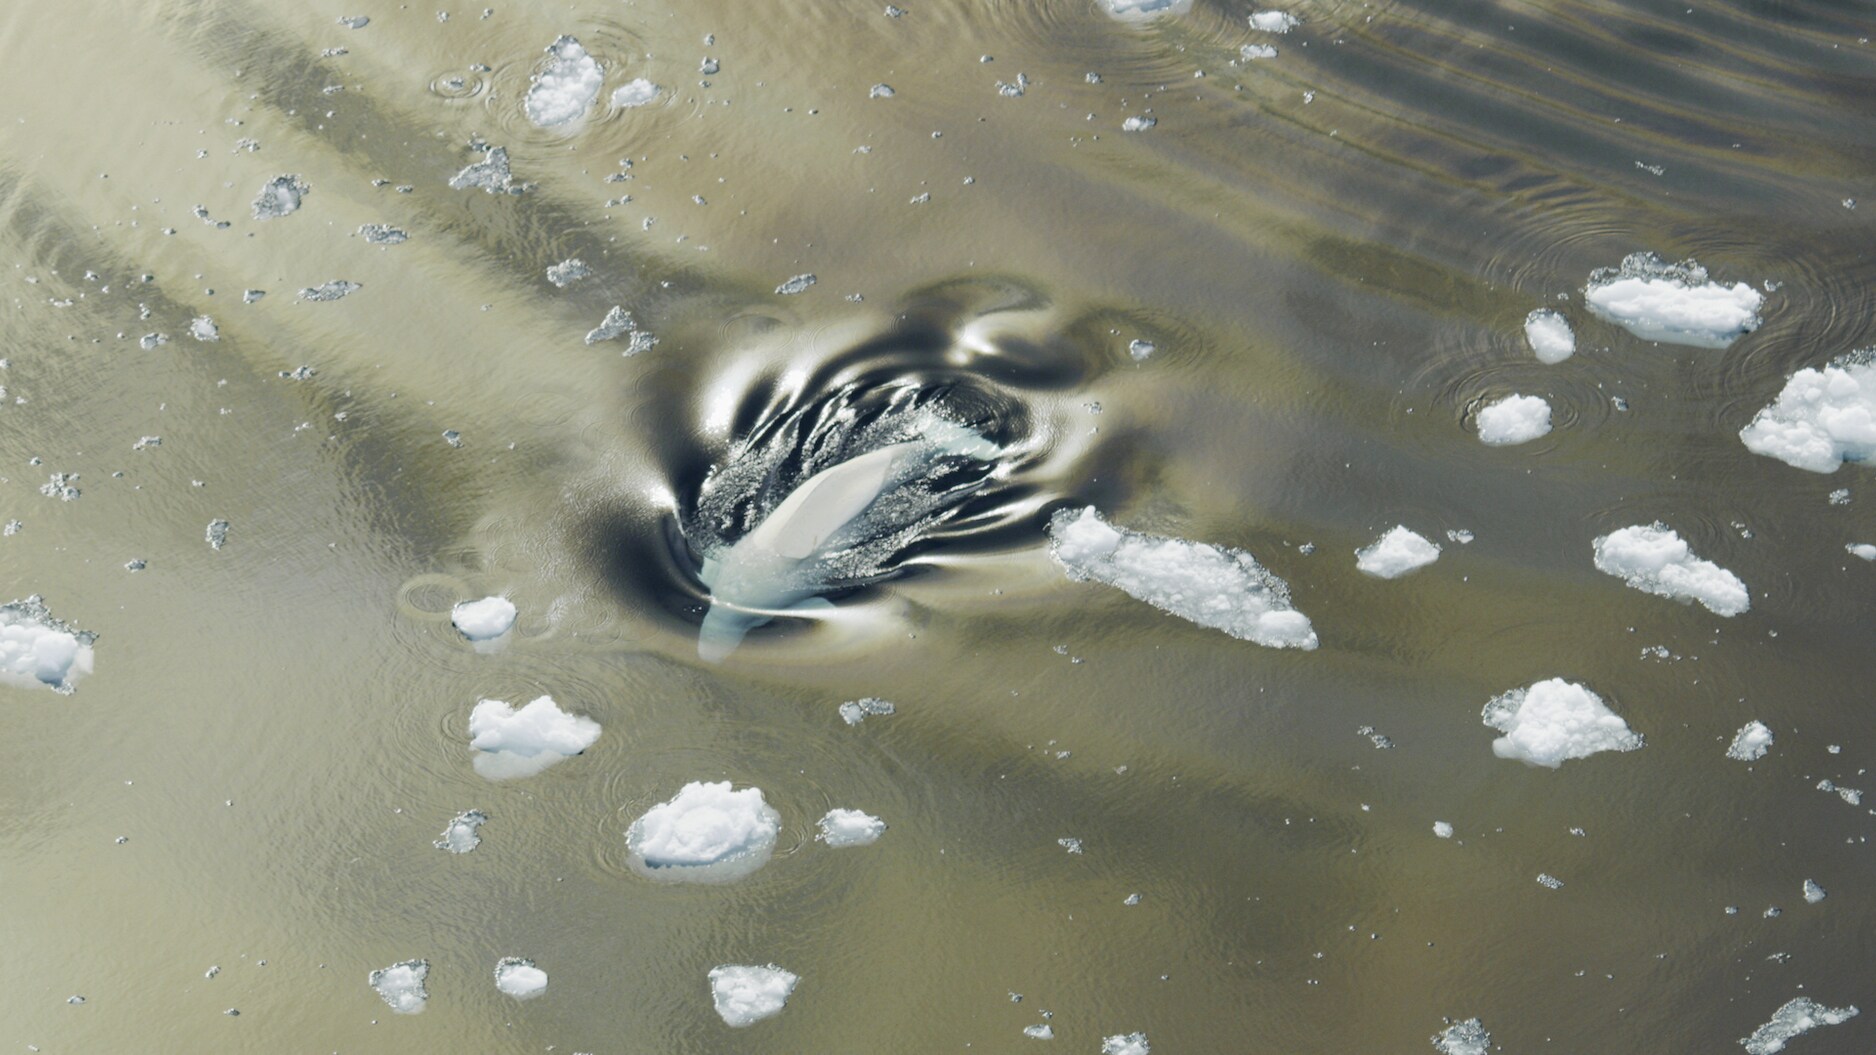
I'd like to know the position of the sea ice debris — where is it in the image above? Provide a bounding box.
[494,957,546,999]
[1592,523,1748,616]
[708,964,797,1027]
[0,596,95,694]
[1738,353,1876,473]
[1584,252,1763,348]
[468,695,601,779]
[1727,720,1773,761]
[1476,394,1552,445]
[452,596,516,641]
[1524,308,1575,363]
[1355,526,1440,578]
[1741,998,1858,1055]
[816,808,886,847]
[368,960,428,1013]
[627,781,780,881]
[524,36,603,127]
[1483,678,1642,768]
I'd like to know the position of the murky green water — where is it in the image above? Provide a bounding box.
[3,0,1874,1051]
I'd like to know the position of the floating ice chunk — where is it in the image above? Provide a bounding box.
[1592,523,1749,616]
[816,808,885,847]
[1536,872,1564,889]
[0,596,96,694]
[1047,506,1317,649]
[1058,837,1084,854]
[1850,543,1876,561]
[546,258,591,287]
[583,305,635,345]
[1524,308,1576,363]
[189,315,219,341]
[524,36,603,128]
[1249,10,1298,31]
[1483,678,1642,768]
[1584,252,1763,348]
[1024,1024,1055,1039]
[708,964,797,1027]
[435,809,488,853]
[367,960,428,1014]
[839,697,896,725]
[359,224,408,244]
[611,78,662,108]
[1121,115,1157,131]
[1430,1018,1490,1055]
[1802,879,1826,903]
[206,519,230,549]
[1240,44,1278,59]
[251,175,308,220]
[468,695,601,779]
[1738,354,1876,473]
[338,14,369,28]
[1727,720,1774,761]
[869,83,896,99]
[627,781,780,881]
[1098,0,1194,21]
[1741,998,1858,1055]
[450,146,524,194]
[1476,394,1552,446]
[40,472,80,500]
[1128,338,1156,361]
[1102,1033,1151,1055]
[775,273,816,295]
[451,596,516,641]
[494,957,546,999]
[1433,821,1453,838]
[1355,526,1440,579]
[300,279,360,302]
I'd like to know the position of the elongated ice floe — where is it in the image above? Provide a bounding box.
[1584,252,1763,348]
[0,596,95,694]
[1476,394,1552,445]
[1850,543,1876,561]
[1483,678,1642,768]
[1047,507,1316,649]
[468,695,600,779]
[1355,525,1440,579]
[451,596,516,641]
[368,960,428,1013]
[1099,0,1194,20]
[611,78,662,108]
[1249,10,1298,32]
[1592,523,1748,616]
[1738,354,1876,473]
[494,957,546,1000]
[1727,720,1773,762]
[1524,308,1575,363]
[627,781,779,881]
[525,36,603,127]
[1103,1032,1151,1055]
[1740,998,1858,1055]
[1431,1018,1490,1055]
[817,808,885,847]
[708,964,797,1027]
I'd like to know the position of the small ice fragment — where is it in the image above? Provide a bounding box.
[494,957,547,999]
[1802,879,1826,903]
[1536,873,1564,889]
[450,146,523,194]
[359,224,407,244]
[700,57,720,74]
[468,695,601,779]
[243,289,265,303]
[707,964,797,1027]
[524,36,603,127]
[1122,115,1157,131]
[435,809,488,853]
[205,519,230,549]
[627,781,780,881]
[1024,1024,1055,1039]
[1483,678,1642,768]
[1829,488,1851,505]
[1524,308,1576,363]
[583,305,636,345]
[1727,721,1774,761]
[1738,353,1876,473]
[189,315,220,341]
[1430,1018,1490,1055]
[0,596,96,694]
[1476,394,1552,445]
[1123,893,1142,905]
[839,697,895,725]
[68,995,86,1005]
[1240,44,1278,59]
[1584,252,1763,348]
[124,558,145,571]
[1849,543,1876,561]
[1128,338,1156,361]
[1355,525,1440,578]
[1047,506,1317,649]
[1740,998,1858,1055]
[40,472,80,500]
[1445,529,1474,544]
[299,280,360,302]
[816,808,886,847]
[1250,10,1298,31]
[1433,821,1453,838]
[1592,523,1749,616]
[870,83,896,99]
[251,175,308,220]
[367,960,428,1014]
[206,966,220,979]
[1058,837,1083,854]
[775,273,816,295]
[1103,1033,1150,1055]
[442,429,463,448]
[611,78,663,108]
[1098,0,1194,21]
[139,332,168,350]
[338,14,369,28]
[545,258,591,287]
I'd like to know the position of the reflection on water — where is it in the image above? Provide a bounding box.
[2,0,1874,1051]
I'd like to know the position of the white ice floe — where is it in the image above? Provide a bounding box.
[1483,678,1641,768]
[1099,0,1194,21]
[1524,308,1575,363]
[775,273,816,295]
[839,697,896,725]
[524,36,603,128]
[1727,720,1774,762]
[1023,1024,1055,1039]
[1850,543,1876,561]
[252,175,308,219]
[1047,506,1317,649]
[1249,10,1298,32]
[1240,44,1278,59]
[468,695,601,779]
[1433,821,1454,838]
[1476,394,1552,446]
[1741,998,1858,1055]
[450,146,524,194]
[434,809,488,853]
[1355,525,1440,579]
[1592,523,1749,616]
[1802,879,1826,904]
[627,781,780,881]
[0,596,95,694]
[368,960,428,1014]
[817,808,885,847]
[190,315,220,342]
[546,258,592,287]
[494,957,546,1000]
[1102,1033,1151,1055]
[300,280,360,302]
[708,964,797,1027]
[451,596,516,641]
[1738,354,1876,473]
[1431,1017,1490,1055]
[610,78,662,108]
[1583,252,1763,348]
[1121,115,1157,132]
